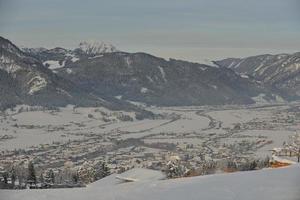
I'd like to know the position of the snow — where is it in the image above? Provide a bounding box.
[251,93,269,104]
[1,103,295,158]
[274,95,285,103]
[0,128,83,150]
[199,66,207,71]
[117,110,210,139]
[140,87,149,93]
[228,61,237,68]
[1,43,23,57]
[255,63,265,73]
[88,55,104,59]
[293,63,300,70]
[71,57,79,62]
[208,108,269,128]
[0,55,12,63]
[21,47,47,54]
[66,53,80,62]
[0,55,22,73]
[272,156,297,164]
[276,54,288,60]
[146,76,154,83]
[2,165,300,200]
[56,88,72,98]
[158,66,167,82]
[234,59,245,68]
[0,106,137,150]
[125,57,132,67]
[66,68,73,74]
[78,41,118,55]
[115,95,122,100]
[43,60,65,70]
[237,130,295,157]
[115,168,165,182]
[0,63,21,74]
[198,59,219,68]
[251,94,286,104]
[241,74,249,79]
[27,76,47,95]
[127,100,147,107]
[210,85,218,89]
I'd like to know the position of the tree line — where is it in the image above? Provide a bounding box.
[0,160,110,189]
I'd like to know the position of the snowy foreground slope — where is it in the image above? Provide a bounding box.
[2,166,300,200]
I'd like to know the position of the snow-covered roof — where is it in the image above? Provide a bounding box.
[115,168,165,182]
[272,155,297,165]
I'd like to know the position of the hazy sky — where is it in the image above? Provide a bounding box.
[0,0,300,61]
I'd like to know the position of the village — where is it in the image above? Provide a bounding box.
[0,102,299,189]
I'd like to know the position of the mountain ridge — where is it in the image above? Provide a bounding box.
[1,36,293,109]
[215,52,300,100]
[0,36,155,119]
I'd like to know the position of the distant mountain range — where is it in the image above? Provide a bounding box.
[0,36,94,108]
[0,37,153,118]
[215,53,300,100]
[0,36,299,110]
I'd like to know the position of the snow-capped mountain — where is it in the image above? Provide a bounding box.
[21,39,281,106]
[3,36,293,107]
[21,47,48,55]
[77,41,118,55]
[0,36,97,109]
[215,53,300,100]
[23,41,118,72]
[0,36,154,118]
[0,37,134,112]
[56,52,277,106]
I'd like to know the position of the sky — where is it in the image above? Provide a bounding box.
[0,0,300,61]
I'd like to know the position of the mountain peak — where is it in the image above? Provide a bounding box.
[78,40,118,55]
[21,47,48,54]
[0,36,24,57]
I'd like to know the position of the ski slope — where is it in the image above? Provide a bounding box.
[1,165,300,200]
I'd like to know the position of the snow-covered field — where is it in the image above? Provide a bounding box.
[1,103,300,199]
[0,106,136,150]
[207,109,270,128]
[0,103,298,157]
[1,165,299,200]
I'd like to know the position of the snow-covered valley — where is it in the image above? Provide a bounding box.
[0,102,300,199]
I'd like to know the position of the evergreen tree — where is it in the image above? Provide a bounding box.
[72,172,79,184]
[39,173,44,184]
[3,171,8,184]
[264,156,270,167]
[101,162,110,178]
[27,161,36,185]
[10,168,16,186]
[249,160,257,170]
[94,161,110,181]
[166,160,187,178]
[44,169,55,185]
